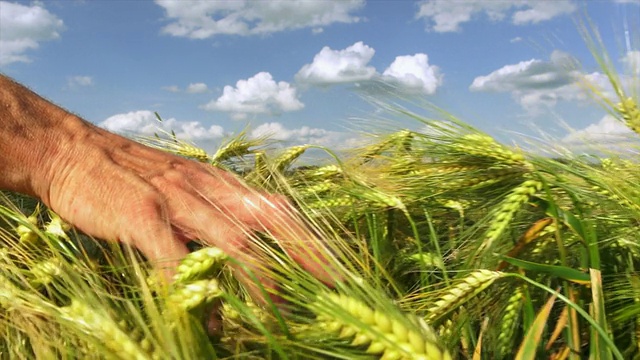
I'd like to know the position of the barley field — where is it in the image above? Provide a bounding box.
[0,23,639,360]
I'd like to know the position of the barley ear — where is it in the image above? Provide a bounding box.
[425,270,504,323]
[481,180,543,253]
[616,97,640,135]
[59,299,152,360]
[496,286,524,356]
[316,292,452,360]
[173,247,228,283]
[167,279,224,313]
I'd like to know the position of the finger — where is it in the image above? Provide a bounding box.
[124,199,190,281]
[151,182,287,306]
[235,193,340,285]
[229,261,284,307]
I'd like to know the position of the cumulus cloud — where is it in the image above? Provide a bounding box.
[470,50,640,111]
[296,42,443,95]
[561,114,640,155]
[295,41,376,85]
[250,122,362,149]
[155,0,363,39]
[563,114,635,144]
[381,54,442,95]
[186,82,208,93]
[67,75,93,88]
[0,1,65,66]
[100,110,224,140]
[469,50,593,110]
[202,72,304,120]
[416,0,576,33]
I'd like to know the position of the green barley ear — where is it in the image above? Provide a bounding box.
[167,279,224,314]
[615,97,640,135]
[273,145,309,172]
[496,286,524,357]
[307,194,355,209]
[173,247,228,283]
[425,270,504,324]
[315,292,452,360]
[59,299,152,360]
[360,129,415,161]
[480,179,543,254]
[15,204,41,245]
[173,142,210,162]
[28,257,64,289]
[210,130,264,165]
[451,134,529,166]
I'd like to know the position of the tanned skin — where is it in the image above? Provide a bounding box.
[0,74,335,307]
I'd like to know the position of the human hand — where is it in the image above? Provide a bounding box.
[1,74,337,309]
[36,121,337,301]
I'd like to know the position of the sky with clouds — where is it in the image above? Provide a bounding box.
[1,0,639,153]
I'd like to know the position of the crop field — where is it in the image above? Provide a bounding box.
[0,23,639,360]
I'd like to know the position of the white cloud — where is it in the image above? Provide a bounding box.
[563,114,634,144]
[295,41,376,85]
[469,50,592,110]
[381,53,442,95]
[510,36,523,43]
[0,1,65,66]
[155,0,363,39]
[561,114,639,155]
[100,110,224,140]
[67,75,93,88]
[162,85,180,92]
[296,42,444,95]
[202,72,304,120]
[621,50,640,76]
[161,83,208,93]
[250,122,361,149]
[415,0,576,33]
[186,82,208,93]
[511,1,577,25]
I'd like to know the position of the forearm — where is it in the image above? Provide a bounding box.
[0,74,91,199]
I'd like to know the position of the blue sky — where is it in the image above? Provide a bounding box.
[1,0,639,154]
